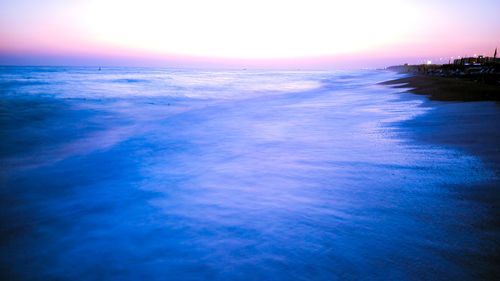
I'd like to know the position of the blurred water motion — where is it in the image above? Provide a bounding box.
[0,67,497,280]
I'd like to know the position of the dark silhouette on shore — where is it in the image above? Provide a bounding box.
[384,48,500,101]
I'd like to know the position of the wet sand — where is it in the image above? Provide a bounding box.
[384,77,500,279]
[380,73,500,101]
[381,73,500,167]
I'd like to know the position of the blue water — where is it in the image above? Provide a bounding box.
[0,67,497,280]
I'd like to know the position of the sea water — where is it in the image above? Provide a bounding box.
[0,67,496,280]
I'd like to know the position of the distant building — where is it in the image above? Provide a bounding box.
[452,50,500,65]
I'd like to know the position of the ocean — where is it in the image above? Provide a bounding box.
[1,66,498,280]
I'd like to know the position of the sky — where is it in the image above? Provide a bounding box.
[0,0,499,69]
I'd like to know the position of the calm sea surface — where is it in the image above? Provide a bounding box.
[0,67,498,280]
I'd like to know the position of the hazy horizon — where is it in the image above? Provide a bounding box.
[1,0,499,69]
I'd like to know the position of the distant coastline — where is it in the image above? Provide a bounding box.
[381,62,500,101]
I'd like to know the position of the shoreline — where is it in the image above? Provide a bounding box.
[381,70,500,176]
[395,99,500,279]
[380,72,500,101]
[383,73,500,279]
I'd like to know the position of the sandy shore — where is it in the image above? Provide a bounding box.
[382,71,500,188]
[380,73,500,101]
[383,74,500,279]
[398,100,500,279]
[383,73,500,279]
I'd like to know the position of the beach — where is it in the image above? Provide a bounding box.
[383,72,500,280]
[395,93,500,278]
[381,71,500,164]
[1,67,499,280]
[380,73,500,101]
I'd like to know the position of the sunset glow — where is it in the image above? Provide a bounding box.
[1,0,499,68]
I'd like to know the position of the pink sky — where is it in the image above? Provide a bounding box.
[1,0,499,69]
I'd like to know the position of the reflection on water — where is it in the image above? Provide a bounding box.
[0,67,496,280]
